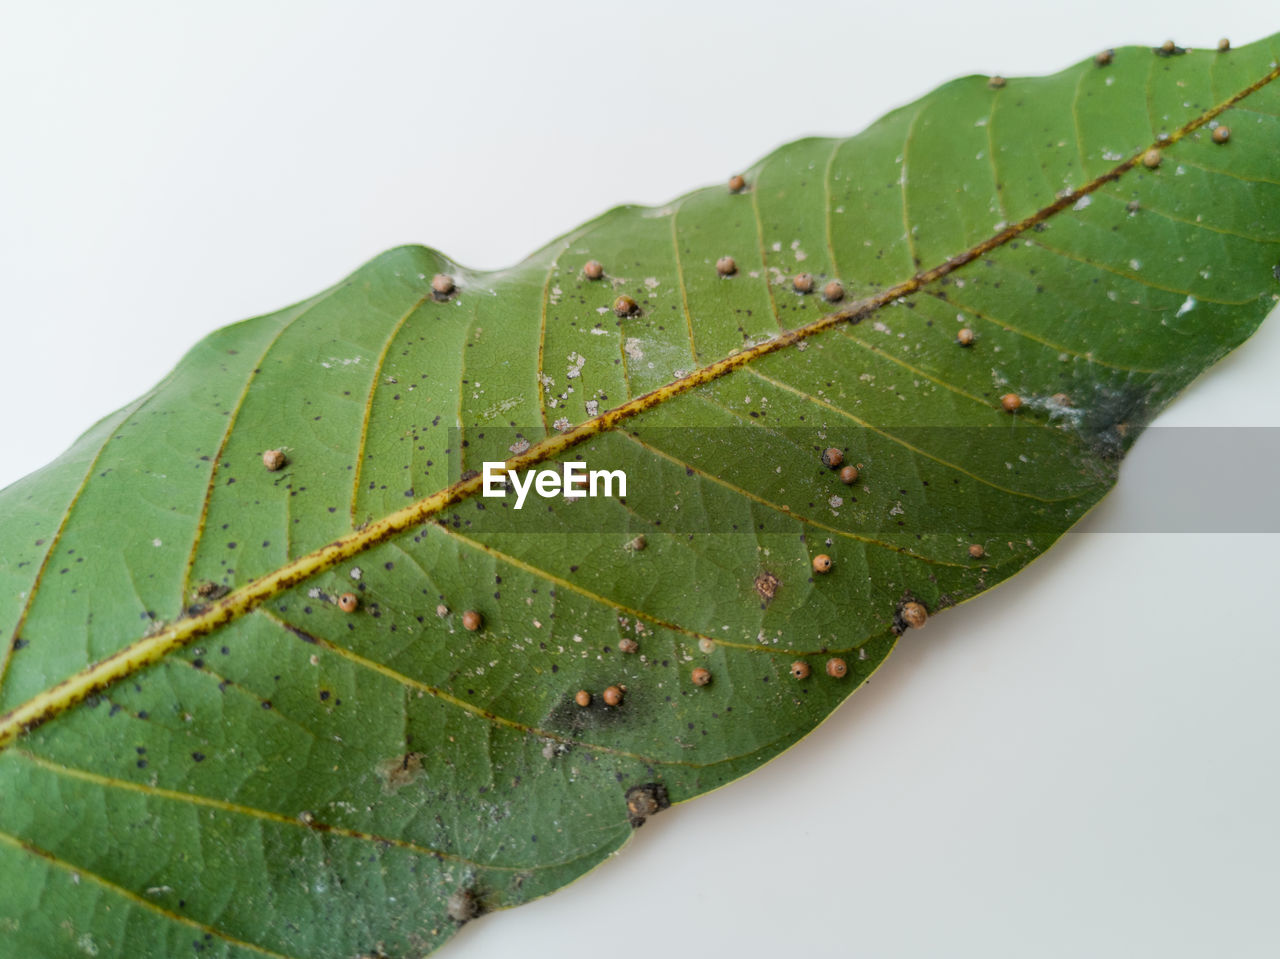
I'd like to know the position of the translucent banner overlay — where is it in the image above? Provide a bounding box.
[436,427,1280,534]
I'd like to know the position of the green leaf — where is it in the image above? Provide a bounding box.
[3,33,1279,959]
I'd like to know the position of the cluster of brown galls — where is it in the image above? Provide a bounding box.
[261,106,1229,715]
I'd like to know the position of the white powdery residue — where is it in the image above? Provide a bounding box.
[828,495,844,509]
[320,356,363,369]
[1129,259,1142,271]
[553,417,571,432]
[625,338,644,361]
[589,327,608,335]
[790,239,807,262]
[585,400,600,416]
[566,352,586,379]
[1105,75,1115,86]
[889,502,904,517]
[1175,165,1186,176]
[771,241,782,252]
[549,286,563,304]
[1072,195,1092,212]
[350,567,362,580]
[509,438,531,455]
[872,321,891,334]
[974,116,988,127]
[307,588,323,599]
[1102,150,1124,161]
[644,277,660,289]
[596,306,610,315]
[573,634,583,643]
[152,538,162,547]
[1176,296,1196,318]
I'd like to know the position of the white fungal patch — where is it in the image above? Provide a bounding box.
[553,417,571,432]
[585,400,599,416]
[1176,296,1196,318]
[319,356,363,369]
[566,352,586,379]
[644,277,660,289]
[1129,259,1142,271]
[350,567,362,580]
[625,338,644,362]
[152,538,162,547]
[828,495,844,509]
[1072,195,1092,211]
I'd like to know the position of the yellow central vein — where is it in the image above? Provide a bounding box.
[2,54,1276,752]
[0,827,301,959]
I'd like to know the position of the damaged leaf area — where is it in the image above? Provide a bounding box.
[2,35,1280,959]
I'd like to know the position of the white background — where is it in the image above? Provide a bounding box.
[2,2,1278,957]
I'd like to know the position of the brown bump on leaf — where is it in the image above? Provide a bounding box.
[625,782,671,828]
[956,327,975,346]
[583,259,604,280]
[436,603,449,617]
[262,449,286,471]
[602,685,623,706]
[792,272,814,293]
[375,752,425,794]
[1141,149,1162,169]
[618,637,639,654]
[1126,199,1141,213]
[1095,49,1114,66]
[826,657,848,679]
[625,534,647,551]
[900,601,929,630]
[812,554,833,574]
[1218,37,1231,52]
[820,447,844,469]
[822,280,844,302]
[337,592,359,613]
[754,571,780,602]
[462,610,483,631]
[431,273,455,297]
[613,294,639,317]
[728,174,747,193]
[839,465,859,485]
[575,690,591,707]
[1051,392,1073,407]
[698,637,715,653]
[1001,393,1022,413]
[716,255,737,277]
[988,75,1006,89]
[968,544,985,559]
[1212,125,1231,144]
[790,661,811,680]
[691,667,712,687]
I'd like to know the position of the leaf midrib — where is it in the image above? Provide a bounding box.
[2,54,1276,752]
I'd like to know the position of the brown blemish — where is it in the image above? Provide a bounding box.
[262,449,286,471]
[754,571,780,603]
[893,599,929,633]
[375,752,425,793]
[728,174,747,193]
[446,887,481,924]
[431,273,456,300]
[625,782,670,827]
